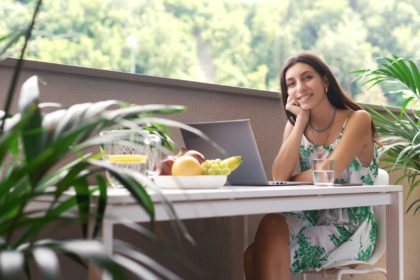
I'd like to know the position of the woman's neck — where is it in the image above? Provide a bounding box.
[309,101,336,128]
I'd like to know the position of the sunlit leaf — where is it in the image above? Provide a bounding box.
[43,240,129,280]
[32,247,60,280]
[0,251,24,279]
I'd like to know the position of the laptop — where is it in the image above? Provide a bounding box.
[180,119,310,186]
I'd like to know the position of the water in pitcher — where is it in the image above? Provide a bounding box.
[105,154,147,188]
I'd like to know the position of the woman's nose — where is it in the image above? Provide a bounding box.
[296,80,306,92]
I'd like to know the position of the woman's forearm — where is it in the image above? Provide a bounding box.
[272,118,306,180]
[291,169,313,182]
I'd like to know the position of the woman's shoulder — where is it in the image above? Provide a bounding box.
[350,109,371,119]
[345,110,372,130]
[346,109,371,120]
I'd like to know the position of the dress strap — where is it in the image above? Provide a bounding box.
[342,117,350,129]
[342,111,356,130]
[337,117,351,138]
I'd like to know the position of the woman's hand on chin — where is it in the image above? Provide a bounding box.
[286,96,309,124]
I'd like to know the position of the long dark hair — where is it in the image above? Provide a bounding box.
[279,52,376,137]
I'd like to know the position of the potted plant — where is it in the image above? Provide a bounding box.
[0,0,206,278]
[354,56,420,214]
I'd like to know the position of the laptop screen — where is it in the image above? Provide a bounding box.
[181,119,270,185]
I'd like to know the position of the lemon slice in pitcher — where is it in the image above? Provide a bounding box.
[107,154,148,164]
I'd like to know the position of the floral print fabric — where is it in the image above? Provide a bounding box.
[284,124,379,273]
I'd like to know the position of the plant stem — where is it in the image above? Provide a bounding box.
[0,0,43,134]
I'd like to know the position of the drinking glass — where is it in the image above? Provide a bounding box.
[312,158,335,186]
[144,133,162,181]
[100,130,149,188]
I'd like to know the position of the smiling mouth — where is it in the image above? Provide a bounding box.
[297,94,312,102]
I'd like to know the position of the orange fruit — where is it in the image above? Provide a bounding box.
[171,155,202,176]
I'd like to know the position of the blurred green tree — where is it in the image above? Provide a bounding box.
[2,0,419,106]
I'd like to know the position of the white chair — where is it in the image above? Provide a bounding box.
[301,168,389,280]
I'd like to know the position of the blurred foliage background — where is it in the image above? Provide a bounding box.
[1,0,419,106]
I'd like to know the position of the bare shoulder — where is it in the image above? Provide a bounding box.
[349,110,371,121]
[346,110,372,131]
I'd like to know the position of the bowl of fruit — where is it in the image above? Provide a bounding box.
[155,149,242,189]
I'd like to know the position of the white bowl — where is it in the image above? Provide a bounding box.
[154,175,227,189]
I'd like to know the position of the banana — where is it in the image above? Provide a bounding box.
[176,147,187,157]
[222,156,243,172]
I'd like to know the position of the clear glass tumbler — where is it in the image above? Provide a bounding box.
[144,133,162,181]
[312,158,335,186]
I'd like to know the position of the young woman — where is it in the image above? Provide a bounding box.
[244,52,378,279]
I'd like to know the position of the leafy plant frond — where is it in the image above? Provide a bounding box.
[1,0,43,134]
[355,56,420,101]
[0,29,26,59]
[0,250,25,279]
[356,55,420,216]
[32,247,60,280]
[0,75,200,277]
[0,0,215,277]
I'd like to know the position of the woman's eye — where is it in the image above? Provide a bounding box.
[304,75,313,81]
[287,82,295,88]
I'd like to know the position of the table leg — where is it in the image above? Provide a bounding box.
[102,221,114,280]
[228,216,246,280]
[242,215,248,280]
[102,220,114,255]
[243,215,249,250]
[386,192,404,280]
[87,220,114,280]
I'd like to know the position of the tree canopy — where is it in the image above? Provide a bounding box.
[2,0,419,106]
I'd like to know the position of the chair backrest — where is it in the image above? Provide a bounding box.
[368,168,389,264]
[374,168,389,185]
[305,169,390,270]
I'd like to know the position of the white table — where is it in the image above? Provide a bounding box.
[101,184,403,280]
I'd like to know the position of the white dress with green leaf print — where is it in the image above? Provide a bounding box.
[283,123,379,273]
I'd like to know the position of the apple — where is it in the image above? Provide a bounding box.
[184,150,206,164]
[159,156,176,175]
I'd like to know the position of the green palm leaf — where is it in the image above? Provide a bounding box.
[408,61,420,95]
[0,0,42,134]
[0,29,26,59]
[30,240,130,280]
[0,76,200,278]
[93,175,108,238]
[11,195,90,246]
[356,56,420,215]
[73,177,91,237]
[97,161,156,221]
[0,0,203,278]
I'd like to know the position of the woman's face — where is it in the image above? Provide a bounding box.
[284,62,328,110]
